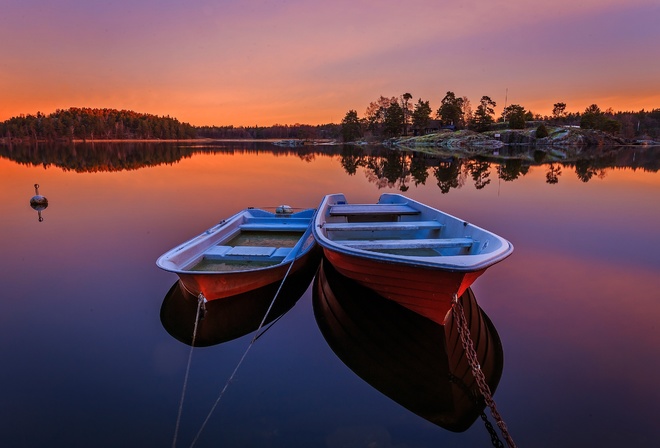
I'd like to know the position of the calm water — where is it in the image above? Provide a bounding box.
[1,141,659,447]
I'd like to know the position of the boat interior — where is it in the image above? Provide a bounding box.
[322,203,485,257]
[175,211,313,272]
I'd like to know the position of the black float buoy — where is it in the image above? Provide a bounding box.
[30,183,48,222]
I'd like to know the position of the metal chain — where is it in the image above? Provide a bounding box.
[448,373,504,448]
[451,294,517,448]
[480,411,506,448]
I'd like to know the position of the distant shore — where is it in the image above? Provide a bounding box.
[2,129,658,154]
[69,138,282,143]
[0,137,284,144]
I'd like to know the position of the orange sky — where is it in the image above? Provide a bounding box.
[1,0,659,127]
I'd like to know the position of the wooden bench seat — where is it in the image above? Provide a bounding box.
[329,204,420,216]
[204,245,232,257]
[323,220,443,232]
[272,247,292,258]
[239,222,309,232]
[226,246,277,256]
[204,245,290,259]
[341,238,476,251]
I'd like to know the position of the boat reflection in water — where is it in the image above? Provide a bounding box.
[313,260,504,432]
[160,257,319,347]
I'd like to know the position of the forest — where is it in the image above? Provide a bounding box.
[0,108,197,141]
[0,107,341,142]
[195,123,340,140]
[1,99,659,143]
[340,93,660,143]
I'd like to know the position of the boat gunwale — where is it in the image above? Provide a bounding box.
[312,194,513,272]
[156,207,317,275]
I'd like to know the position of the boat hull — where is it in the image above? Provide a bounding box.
[157,207,320,301]
[178,247,320,300]
[323,249,485,325]
[161,254,320,346]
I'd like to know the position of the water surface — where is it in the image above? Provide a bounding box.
[1,141,659,447]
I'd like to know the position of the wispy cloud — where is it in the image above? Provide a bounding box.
[1,0,658,125]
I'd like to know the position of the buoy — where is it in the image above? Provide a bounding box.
[30,184,48,222]
[30,184,49,209]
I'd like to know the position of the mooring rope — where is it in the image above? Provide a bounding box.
[172,293,206,448]
[451,294,517,448]
[187,242,304,448]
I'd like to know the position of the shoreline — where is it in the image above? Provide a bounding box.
[0,137,288,144]
[69,138,287,143]
[2,129,658,151]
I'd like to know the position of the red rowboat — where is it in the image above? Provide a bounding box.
[157,206,320,301]
[312,194,513,325]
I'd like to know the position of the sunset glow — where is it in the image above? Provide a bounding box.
[1,0,659,126]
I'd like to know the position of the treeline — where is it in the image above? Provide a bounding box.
[0,107,197,141]
[3,102,660,143]
[0,107,344,142]
[196,123,341,140]
[559,106,660,139]
[340,92,660,142]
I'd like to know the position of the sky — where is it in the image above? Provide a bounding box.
[1,0,659,127]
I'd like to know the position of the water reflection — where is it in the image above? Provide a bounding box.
[2,140,658,447]
[0,141,329,172]
[160,258,319,347]
[313,260,504,433]
[338,144,660,190]
[2,141,659,189]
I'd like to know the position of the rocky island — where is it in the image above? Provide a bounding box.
[383,126,654,162]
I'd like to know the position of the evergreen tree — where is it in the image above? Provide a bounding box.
[536,123,549,138]
[412,99,432,135]
[341,110,362,142]
[469,96,497,132]
[436,91,464,128]
[580,104,603,129]
[382,102,405,137]
[502,104,526,129]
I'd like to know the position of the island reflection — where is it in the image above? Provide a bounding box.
[2,141,658,188]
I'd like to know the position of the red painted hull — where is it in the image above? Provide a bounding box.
[323,249,486,325]
[161,255,320,347]
[178,248,320,300]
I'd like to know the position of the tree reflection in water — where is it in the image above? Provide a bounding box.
[339,144,660,189]
[1,140,658,188]
[434,159,464,194]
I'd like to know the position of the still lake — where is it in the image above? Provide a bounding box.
[1,141,659,447]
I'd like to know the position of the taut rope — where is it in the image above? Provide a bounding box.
[172,293,206,448]
[187,242,304,448]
